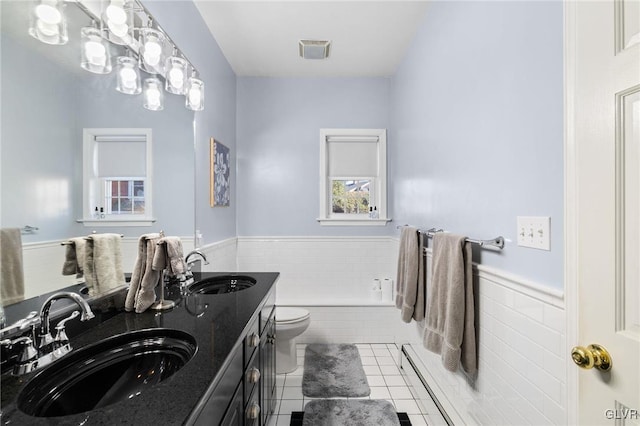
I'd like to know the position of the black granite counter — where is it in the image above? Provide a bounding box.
[0,272,279,425]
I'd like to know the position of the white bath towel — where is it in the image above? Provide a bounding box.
[0,228,24,305]
[84,233,125,297]
[125,233,162,313]
[422,233,476,376]
[395,226,425,322]
[62,237,86,277]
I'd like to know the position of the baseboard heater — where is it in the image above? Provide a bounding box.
[399,344,456,426]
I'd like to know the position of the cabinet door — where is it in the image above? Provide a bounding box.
[220,382,243,426]
[261,313,276,426]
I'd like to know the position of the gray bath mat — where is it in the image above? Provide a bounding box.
[302,344,370,398]
[302,399,401,426]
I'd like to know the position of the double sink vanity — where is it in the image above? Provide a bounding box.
[0,272,279,425]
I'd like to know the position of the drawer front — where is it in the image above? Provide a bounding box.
[192,345,243,426]
[259,288,276,335]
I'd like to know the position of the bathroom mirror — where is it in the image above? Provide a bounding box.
[0,1,195,319]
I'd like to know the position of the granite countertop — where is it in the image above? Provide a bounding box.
[0,272,279,425]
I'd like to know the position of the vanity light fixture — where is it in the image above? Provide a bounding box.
[165,52,188,95]
[115,55,141,95]
[80,25,112,74]
[139,27,166,75]
[30,0,204,111]
[28,0,68,45]
[143,77,164,111]
[185,71,204,111]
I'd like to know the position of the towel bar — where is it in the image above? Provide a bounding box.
[397,225,505,250]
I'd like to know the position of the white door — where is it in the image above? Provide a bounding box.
[567,0,640,424]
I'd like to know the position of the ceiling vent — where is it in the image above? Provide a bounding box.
[298,39,331,60]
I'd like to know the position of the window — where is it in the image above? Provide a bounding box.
[82,128,154,226]
[318,129,389,226]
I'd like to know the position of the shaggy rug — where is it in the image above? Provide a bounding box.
[301,399,402,426]
[302,344,370,398]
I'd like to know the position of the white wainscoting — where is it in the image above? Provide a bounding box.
[403,248,567,426]
[21,236,194,298]
[197,237,238,272]
[233,236,567,425]
[236,236,398,303]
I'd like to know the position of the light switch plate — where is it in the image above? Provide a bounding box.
[517,216,551,250]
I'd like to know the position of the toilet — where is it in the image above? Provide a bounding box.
[275,307,311,374]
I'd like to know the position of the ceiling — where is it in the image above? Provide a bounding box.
[194,1,430,77]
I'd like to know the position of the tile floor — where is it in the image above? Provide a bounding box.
[266,343,443,426]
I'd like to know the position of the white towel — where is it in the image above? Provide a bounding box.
[422,233,476,376]
[0,228,24,305]
[62,237,86,277]
[125,233,162,313]
[395,226,425,322]
[84,233,125,296]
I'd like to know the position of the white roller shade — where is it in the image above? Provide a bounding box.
[96,139,146,177]
[327,139,378,177]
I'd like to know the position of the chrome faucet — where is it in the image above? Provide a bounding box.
[185,250,209,269]
[0,291,95,375]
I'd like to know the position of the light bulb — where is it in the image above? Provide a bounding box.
[147,88,160,107]
[85,40,106,66]
[36,19,59,37]
[106,4,127,25]
[188,87,202,106]
[35,4,61,24]
[169,67,184,88]
[143,41,161,66]
[120,67,137,89]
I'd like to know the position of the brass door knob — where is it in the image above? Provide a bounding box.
[571,344,612,371]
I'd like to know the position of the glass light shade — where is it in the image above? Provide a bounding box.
[185,77,204,111]
[103,0,131,45]
[115,56,141,95]
[80,27,112,74]
[143,78,164,111]
[138,28,166,75]
[28,0,68,45]
[165,56,188,95]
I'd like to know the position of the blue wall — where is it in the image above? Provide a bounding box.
[236,77,391,236]
[145,0,237,245]
[389,1,564,287]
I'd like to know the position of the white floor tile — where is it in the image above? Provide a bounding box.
[357,348,375,357]
[367,375,386,386]
[281,387,304,400]
[388,386,413,400]
[283,375,303,387]
[369,387,392,399]
[379,365,401,375]
[408,414,429,426]
[361,356,378,365]
[276,376,286,387]
[383,375,407,387]
[376,356,396,366]
[371,344,389,349]
[373,348,392,357]
[275,415,291,426]
[363,365,382,375]
[356,344,372,350]
[279,399,304,414]
[394,399,422,414]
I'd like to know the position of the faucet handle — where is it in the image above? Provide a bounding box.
[54,311,80,345]
[17,311,40,330]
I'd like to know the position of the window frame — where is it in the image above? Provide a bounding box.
[81,128,155,227]
[318,128,390,226]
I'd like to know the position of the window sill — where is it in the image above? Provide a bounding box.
[317,218,392,226]
[77,218,156,227]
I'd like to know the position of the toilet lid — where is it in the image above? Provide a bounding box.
[276,307,310,324]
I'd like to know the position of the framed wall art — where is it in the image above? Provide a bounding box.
[210,138,230,207]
